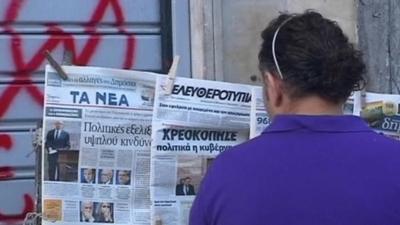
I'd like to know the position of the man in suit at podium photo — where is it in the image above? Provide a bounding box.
[176,177,195,196]
[45,120,70,181]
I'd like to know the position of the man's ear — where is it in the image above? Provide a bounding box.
[264,72,283,108]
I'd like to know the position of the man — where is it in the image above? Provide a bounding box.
[81,168,95,184]
[96,202,113,223]
[117,170,131,185]
[176,177,195,196]
[99,169,113,185]
[45,120,70,181]
[80,201,95,222]
[190,11,400,225]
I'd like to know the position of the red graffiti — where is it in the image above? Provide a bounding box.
[0,194,34,222]
[0,0,136,222]
[0,0,136,117]
[0,166,14,180]
[0,134,13,151]
[3,0,25,24]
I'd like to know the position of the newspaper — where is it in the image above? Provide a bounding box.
[42,65,157,225]
[150,76,252,225]
[249,86,270,138]
[344,91,360,115]
[354,92,400,140]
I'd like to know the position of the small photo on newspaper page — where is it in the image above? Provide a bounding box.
[42,65,158,225]
[150,76,253,225]
[354,92,400,140]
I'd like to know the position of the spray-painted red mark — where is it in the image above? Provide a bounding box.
[0,194,34,221]
[3,0,25,24]
[0,0,136,222]
[0,0,136,117]
[0,135,13,151]
[0,166,14,180]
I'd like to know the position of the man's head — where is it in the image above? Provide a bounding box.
[183,177,192,185]
[81,201,94,219]
[54,120,64,130]
[100,202,112,216]
[118,170,130,185]
[83,168,94,183]
[258,11,365,117]
[100,169,113,184]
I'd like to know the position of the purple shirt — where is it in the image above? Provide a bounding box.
[190,115,400,225]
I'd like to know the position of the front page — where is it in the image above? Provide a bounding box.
[150,76,252,225]
[42,65,157,225]
[354,92,400,140]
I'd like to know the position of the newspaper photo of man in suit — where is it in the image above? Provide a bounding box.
[45,120,70,181]
[81,168,96,184]
[98,169,114,185]
[176,177,196,196]
[116,170,131,185]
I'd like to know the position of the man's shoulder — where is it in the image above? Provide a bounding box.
[217,135,266,159]
[208,136,266,174]
[214,131,400,170]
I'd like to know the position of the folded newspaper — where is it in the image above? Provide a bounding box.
[42,65,157,225]
[150,76,253,225]
[354,92,400,140]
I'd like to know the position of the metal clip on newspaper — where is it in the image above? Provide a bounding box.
[44,50,69,80]
[165,55,180,95]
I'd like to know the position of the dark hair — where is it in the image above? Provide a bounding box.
[258,11,366,103]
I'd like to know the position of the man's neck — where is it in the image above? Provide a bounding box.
[283,95,343,115]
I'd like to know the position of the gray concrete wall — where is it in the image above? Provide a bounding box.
[358,0,400,94]
[210,0,357,85]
